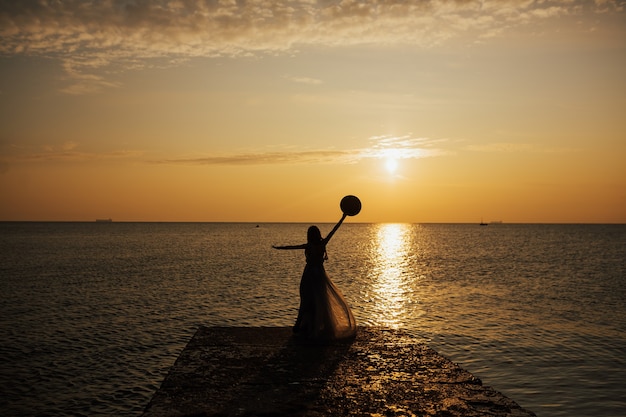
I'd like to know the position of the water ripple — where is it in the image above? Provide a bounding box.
[1,222,625,416]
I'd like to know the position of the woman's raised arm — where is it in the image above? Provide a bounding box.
[323,213,348,244]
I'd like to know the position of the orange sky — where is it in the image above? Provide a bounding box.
[1,1,625,223]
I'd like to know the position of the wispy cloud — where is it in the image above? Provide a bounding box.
[284,74,324,85]
[2,0,620,93]
[1,142,144,164]
[23,150,144,162]
[3,134,445,166]
[2,134,581,169]
[155,134,447,166]
[363,134,448,159]
[155,150,355,166]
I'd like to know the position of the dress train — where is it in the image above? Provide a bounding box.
[293,263,356,341]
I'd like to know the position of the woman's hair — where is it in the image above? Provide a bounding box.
[307,225,322,243]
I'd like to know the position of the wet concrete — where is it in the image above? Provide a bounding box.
[142,326,536,416]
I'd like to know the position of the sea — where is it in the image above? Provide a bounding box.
[1,222,625,417]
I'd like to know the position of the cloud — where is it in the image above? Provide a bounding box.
[155,150,356,165]
[154,134,446,166]
[59,73,123,95]
[284,74,324,85]
[2,0,618,93]
[0,136,585,168]
[25,150,144,162]
[1,142,144,162]
[363,134,448,159]
[2,134,444,166]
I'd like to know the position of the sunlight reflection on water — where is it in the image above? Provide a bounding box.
[367,223,414,328]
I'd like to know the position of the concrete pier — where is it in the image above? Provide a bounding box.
[143,326,536,416]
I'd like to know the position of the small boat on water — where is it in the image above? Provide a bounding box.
[480,218,488,226]
[96,218,112,223]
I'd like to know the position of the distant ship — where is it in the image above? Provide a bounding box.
[96,218,112,223]
[480,218,488,226]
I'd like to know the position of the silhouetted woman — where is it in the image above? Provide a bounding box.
[273,213,356,341]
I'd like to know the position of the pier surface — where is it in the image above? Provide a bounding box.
[143,326,535,416]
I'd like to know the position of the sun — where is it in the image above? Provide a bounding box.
[385,157,399,174]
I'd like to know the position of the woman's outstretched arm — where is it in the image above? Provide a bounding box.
[323,213,348,244]
[272,244,307,250]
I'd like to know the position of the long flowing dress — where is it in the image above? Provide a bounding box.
[293,242,357,341]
